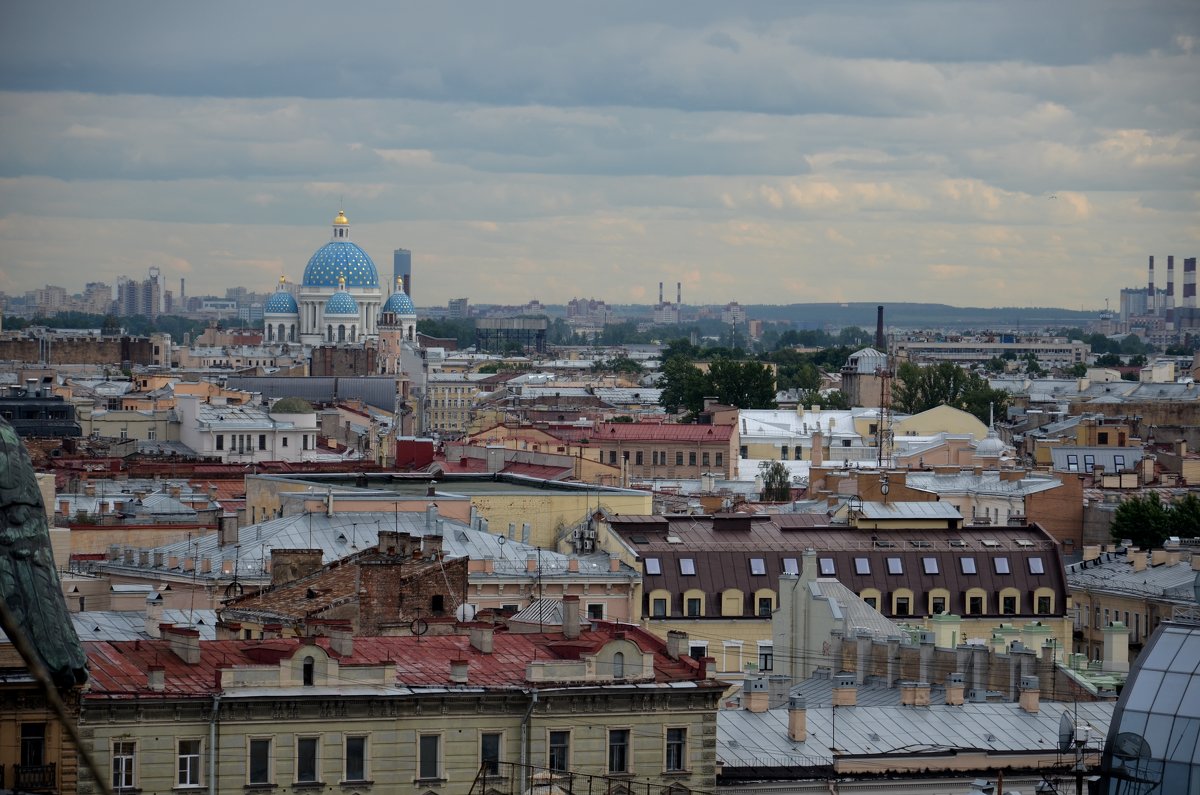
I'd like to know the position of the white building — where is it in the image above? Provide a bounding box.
[175,395,318,463]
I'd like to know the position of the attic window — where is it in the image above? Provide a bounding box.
[854,557,871,575]
[961,557,978,574]
[1016,539,1033,547]
[1028,557,1045,574]
[818,558,836,576]
[782,558,799,575]
[994,557,1011,574]
[749,558,766,576]
[679,558,696,576]
[982,540,1000,548]
[630,535,649,545]
[302,656,315,686]
[644,557,662,575]
[949,539,968,548]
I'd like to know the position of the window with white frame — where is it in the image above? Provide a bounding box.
[922,557,939,575]
[644,557,661,575]
[994,557,1011,574]
[749,558,766,575]
[960,557,977,574]
[296,737,319,784]
[782,557,799,575]
[177,739,201,787]
[665,727,688,771]
[758,642,774,671]
[608,729,630,774]
[1028,557,1045,574]
[819,557,836,575]
[418,734,440,780]
[854,557,871,574]
[886,557,903,575]
[345,736,367,782]
[679,558,696,575]
[112,741,136,791]
[248,738,272,785]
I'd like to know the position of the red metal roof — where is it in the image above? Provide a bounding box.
[82,623,708,697]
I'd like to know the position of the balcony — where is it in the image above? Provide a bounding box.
[15,762,57,792]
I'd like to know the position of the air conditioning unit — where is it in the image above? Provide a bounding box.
[584,528,597,539]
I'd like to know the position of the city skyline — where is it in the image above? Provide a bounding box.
[0,2,1197,307]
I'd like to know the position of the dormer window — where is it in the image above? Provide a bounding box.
[302,656,315,686]
[612,651,624,679]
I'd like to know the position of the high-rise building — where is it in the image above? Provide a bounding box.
[394,248,412,298]
[116,268,162,319]
[447,297,469,319]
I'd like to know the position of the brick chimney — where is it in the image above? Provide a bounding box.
[1102,621,1130,673]
[1130,549,1147,572]
[787,695,807,741]
[832,673,857,706]
[526,554,538,573]
[450,659,469,684]
[164,625,201,665]
[913,681,931,707]
[270,548,324,586]
[810,430,824,467]
[946,672,965,706]
[900,681,916,706]
[470,624,494,654]
[562,595,581,640]
[609,553,621,572]
[1018,675,1040,714]
[744,677,769,713]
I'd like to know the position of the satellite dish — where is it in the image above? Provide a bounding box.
[1058,711,1075,752]
[1112,731,1152,760]
[455,603,477,622]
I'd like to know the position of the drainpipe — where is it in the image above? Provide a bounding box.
[519,689,538,788]
[209,694,221,795]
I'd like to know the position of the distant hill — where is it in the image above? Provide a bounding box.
[737,302,1096,330]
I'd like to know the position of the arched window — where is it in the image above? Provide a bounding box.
[612,651,625,679]
[302,656,315,686]
[326,325,333,342]
[338,324,346,342]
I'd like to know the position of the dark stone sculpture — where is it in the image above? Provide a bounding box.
[0,416,87,687]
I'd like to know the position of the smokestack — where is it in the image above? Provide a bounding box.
[1168,255,1176,322]
[1148,255,1156,313]
[677,282,681,305]
[875,305,885,350]
[659,282,664,305]
[1186,257,1197,309]
[180,277,185,303]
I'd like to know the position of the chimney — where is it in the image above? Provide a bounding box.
[676,282,681,305]
[609,553,621,573]
[470,624,494,654]
[200,557,212,574]
[787,695,807,741]
[567,558,579,573]
[1186,257,1198,309]
[659,282,664,305]
[164,625,201,665]
[832,673,857,706]
[946,672,965,706]
[450,658,469,684]
[58,499,70,516]
[666,630,687,660]
[1102,621,1130,673]
[810,430,824,467]
[425,503,438,529]
[1166,549,1181,567]
[913,681,931,707]
[526,554,538,573]
[1168,255,1176,320]
[144,595,164,638]
[1192,554,1200,572]
[329,623,354,657]
[1148,255,1156,313]
[744,677,769,713]
[1151,549,1168,567]
[562,595,580,640]
[900,681,916,706]
[1018,675,1040,714]
[1130,549,1147,572]
[874,305,885,350]
[147,665,165,692]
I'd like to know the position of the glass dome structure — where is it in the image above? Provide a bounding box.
[1099,617,1200,792]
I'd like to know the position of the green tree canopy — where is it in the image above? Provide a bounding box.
[1107,493,1200,549]
[891,361,1010,424]
[658,356,776,419]
[759,460,792,502]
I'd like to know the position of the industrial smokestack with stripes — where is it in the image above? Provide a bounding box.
[1186,258,1197,309]
[1148,255,1156,313]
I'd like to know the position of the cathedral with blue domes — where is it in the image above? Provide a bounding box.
[263,210,415,347]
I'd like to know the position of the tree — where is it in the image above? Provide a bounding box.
[594,356,643,375]
[759,460,791,502]
[1110,493,1175,549]
[795,388,850,410]
[658,356,777,419]
[892,361,1010,424]
[1067,362,1088,378]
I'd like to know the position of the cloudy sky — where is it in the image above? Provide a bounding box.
[0,2,1197,309]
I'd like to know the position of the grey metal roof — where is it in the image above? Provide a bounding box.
[1067,551,1199,602]
[509,598,593,631]
[904,471,1063,497]
[857,501,963,520]
[225,376,399,412]
[716,699,1114,769]
[103,510,627,582]
[809,580,901,640]
[70,610,218,641]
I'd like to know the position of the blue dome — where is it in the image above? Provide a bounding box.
[302,241,379,288]
[264,290,299,314]
[324,291,359,315]
[382,290,415,315]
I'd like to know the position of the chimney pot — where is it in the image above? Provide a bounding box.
[450,658,470,684]
[787,695,807,742]
[470,625,494,654]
